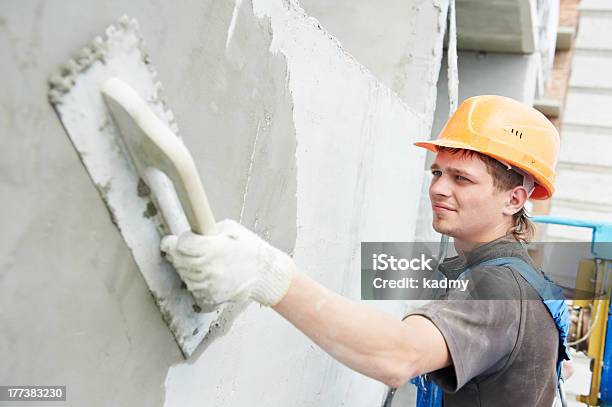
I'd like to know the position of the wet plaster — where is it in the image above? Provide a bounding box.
[3,0,429,405]
[0,170,183,407]
[0,0,296,405]
[296,2,452,252]
[158,0,298,254]
[165,0,429,406]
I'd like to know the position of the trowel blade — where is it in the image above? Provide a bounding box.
[48,15,218,358]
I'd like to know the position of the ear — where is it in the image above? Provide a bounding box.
[502,186,529,216]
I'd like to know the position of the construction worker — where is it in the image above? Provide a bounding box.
[161,95,570,406]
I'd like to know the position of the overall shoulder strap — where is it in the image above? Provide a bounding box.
[475,257,564,299]
[470,257,571,374]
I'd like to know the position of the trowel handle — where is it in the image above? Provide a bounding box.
[168,148,218,236]
[140,126,217,236]
[101,77,218,236]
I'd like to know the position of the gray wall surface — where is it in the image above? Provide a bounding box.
[0,0,445,405]
[300,0,449,120]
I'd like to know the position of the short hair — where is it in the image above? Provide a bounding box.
[438,147,535,242]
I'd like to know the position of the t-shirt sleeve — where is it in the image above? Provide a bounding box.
[404,265,522,393]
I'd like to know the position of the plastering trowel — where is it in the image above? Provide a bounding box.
[49,16,219,357]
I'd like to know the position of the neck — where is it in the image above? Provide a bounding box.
[453,220,513,253]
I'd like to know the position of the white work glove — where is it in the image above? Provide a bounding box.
[160,219,295,310]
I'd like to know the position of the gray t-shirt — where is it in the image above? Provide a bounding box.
[406,236,559,407]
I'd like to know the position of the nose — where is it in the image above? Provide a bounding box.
[429,173,452,199]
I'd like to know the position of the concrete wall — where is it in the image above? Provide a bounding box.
[455,0,538,53]
[453,0,560,96]
[299,0,449,121]
[0,0,442,406]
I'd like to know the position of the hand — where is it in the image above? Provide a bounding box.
[160,219,296,310]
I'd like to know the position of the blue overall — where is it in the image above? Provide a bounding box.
[412,256,571,407]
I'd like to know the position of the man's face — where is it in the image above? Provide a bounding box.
[428,150,510,243]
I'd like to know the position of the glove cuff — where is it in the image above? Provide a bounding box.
[251,250,296,306]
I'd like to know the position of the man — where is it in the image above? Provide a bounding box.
[161,95,568,406]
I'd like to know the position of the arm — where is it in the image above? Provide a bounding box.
[161,220,451,387]
[273,270,451,387]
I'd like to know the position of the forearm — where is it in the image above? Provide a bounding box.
[161,220,449,385]
[272,270,438,387]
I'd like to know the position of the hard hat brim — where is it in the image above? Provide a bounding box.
[415,139,469,153]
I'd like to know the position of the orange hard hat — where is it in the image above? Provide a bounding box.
[415,95,560,200]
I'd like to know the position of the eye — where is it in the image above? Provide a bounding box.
[456,175,470,182]
[431,170,442,177]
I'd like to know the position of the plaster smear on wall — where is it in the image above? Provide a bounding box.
[226,0,244,49]
[164,0,428,405]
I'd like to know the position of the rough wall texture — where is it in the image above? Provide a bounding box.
[0,0,442,406]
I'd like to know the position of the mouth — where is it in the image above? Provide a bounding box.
[432,203,456,212]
